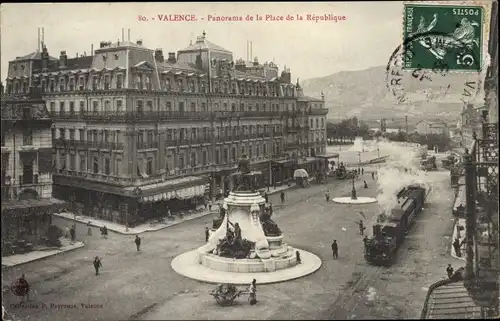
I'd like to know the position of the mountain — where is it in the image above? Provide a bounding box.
[301,66,485,122]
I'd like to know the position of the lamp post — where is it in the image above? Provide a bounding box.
[358,151,361,173]
[351,175,357,200]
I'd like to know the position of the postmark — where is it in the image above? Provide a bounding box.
[403,3,484,72]
[386,30,483,105]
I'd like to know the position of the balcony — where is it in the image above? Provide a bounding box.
[308,108,329,116]
[137,141,159,150]
[53,139,124,150]
[213,110,297,119]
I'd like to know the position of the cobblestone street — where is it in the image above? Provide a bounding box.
[2,165,455,321]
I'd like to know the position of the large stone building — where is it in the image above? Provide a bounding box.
[415,119,449,137]
[3,32,328,227]
[1,86,65,255]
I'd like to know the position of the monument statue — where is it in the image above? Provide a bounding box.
[214,220,255,259]
[235,154,256,191]
[260,206,282,236]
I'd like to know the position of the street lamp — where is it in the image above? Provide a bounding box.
[377,146,380,158]
[358,151,361,173]
[351,175,357,200]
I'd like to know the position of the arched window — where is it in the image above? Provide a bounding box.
[104,158,110,175]
[191,152,197,167]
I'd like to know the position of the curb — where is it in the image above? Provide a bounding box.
[2,242,85,269]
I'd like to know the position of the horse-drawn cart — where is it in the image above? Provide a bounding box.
[210,284,251,306]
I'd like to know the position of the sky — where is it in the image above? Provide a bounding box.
[0,2,404,82]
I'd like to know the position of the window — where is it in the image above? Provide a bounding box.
[191,152,196,167]
[201,102,206,111]
[166,102,172,112]
[104,130,109,143]
[316,119,319,128]
[116,74,123,89]
[104,100,110,112]
[59,128,65,140]
[59,79,65,92]
[191,102,196,112]
[50,102,55,113]
[70,154,76,170]
[263,144,267,155]
[79,101,85,114]
[147,101,153,112]
[147,131,153,146]
[22,129,33,145]
[179,102,184,113]
[116,100,123,113]
[256,146,260,157]
[93,101,98,115]
[223,149,228,164]
[60,102,65,114]
[69,129,75,140]
[321,118,324,128]
[105,158,110,175]
[202,151,207,165]
[179,155,185,169]
[249,145,253,159]
[231,147,236,161]
[104,75,110,90]
[215,150,220,165]
[137,100,144,115]
[79,129,85,141]
[93,157,99,173]
[240,103,244,111]
[191,128,197,140]
[166,129,173,141]
[80,154,86,172]
[145,75,152,90]
[51,128,56,140]
[92,76,98,90]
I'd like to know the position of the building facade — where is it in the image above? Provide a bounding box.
[3,32,328,227]
[1,87,65,255]
[415,119,449,136]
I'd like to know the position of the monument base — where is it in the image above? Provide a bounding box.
[332,197,378,204]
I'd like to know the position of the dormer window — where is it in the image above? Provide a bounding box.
[59,79,65,92]
[114,54,119,60]
[145,75,151,90]
[135,74,143,90]
[69,79,75,91]
[92,76,98,90]
[104,75,110,90]
[177,79,183,91]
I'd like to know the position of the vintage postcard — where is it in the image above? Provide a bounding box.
[1,1,498,320]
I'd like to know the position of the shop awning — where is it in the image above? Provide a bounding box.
[316,153,340,159]
[131,176,210,203]
[2,198,67,217]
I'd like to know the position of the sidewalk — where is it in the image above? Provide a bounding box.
[53,179,310,235]
[451,218,466,261]
[2,238,84,268]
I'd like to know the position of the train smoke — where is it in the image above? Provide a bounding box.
[374,139,429,223]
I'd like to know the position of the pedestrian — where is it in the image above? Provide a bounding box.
[135,235,141,251]
[371,172,375,180]
[70,225,76,242]
[249,279,257,305]
[205,227,210,242]
[280,191,285,203]
[295,250,301,264]
[208,200,212,211]
[364,180,368,189]
[325,190,330,202]
[264,192,268,203]
[361,168,364,175]
[87,221,92,236]
[93,256,103,275]
[269,203,273,216]
[18,274,30,301]
[453,238,461,257]
[446,264,454,279]
[331,240,338,259]
[358,220,365,235]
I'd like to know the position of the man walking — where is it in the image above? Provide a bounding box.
[264,192,269,203]
[371,172,375,180]
[205,227,210,242]
[453,238,462,257]
[331,240,338,259]
[325,190,331,203]
[280,191,285,203]
[135,235,141,252]
[93,256,103,276]
[357,220,365,235]
[249,279,257,305]
[87,221,92,236]
[446,264,454,279]
[361,168,364,175]
[70,225,76,242]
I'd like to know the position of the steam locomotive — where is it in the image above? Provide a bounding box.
[363,184,429,265]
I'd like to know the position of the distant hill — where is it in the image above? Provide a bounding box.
[301,66,485,122]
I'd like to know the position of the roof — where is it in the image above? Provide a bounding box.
[14,51,58,61]
[157,61,200,73]
[421,280,482,319]
[96,40,148,50]
[234,70,266,81]
[179,36,231,53]
[297,95,323,102]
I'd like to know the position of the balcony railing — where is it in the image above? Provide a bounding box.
[53,139,124,150]
[137,141,159,149]
[308,108,329,116]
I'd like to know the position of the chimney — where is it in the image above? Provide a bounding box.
[128,29,130,41]
[167,52,176,64]
[59,50,67,68]
[100,41,106,48]
[155,49,164,63]
[41,45,49,71]
[122,28,125,42]
[136,39,143,46]
[91,44,94,56]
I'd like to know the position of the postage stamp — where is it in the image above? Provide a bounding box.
[403,3,484,72]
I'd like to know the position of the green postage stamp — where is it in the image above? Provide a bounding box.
[403,3,484,72]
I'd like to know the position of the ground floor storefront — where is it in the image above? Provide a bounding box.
[53,175,210,228]
[1,199,67,256]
